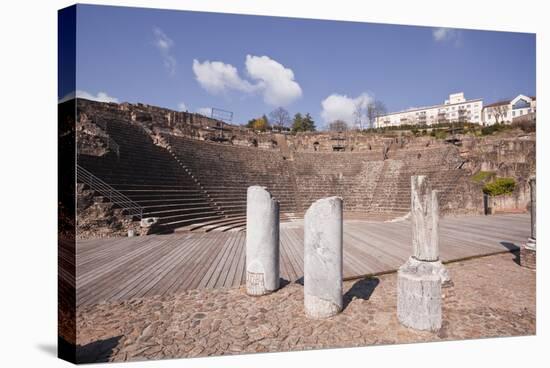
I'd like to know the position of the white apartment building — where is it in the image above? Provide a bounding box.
[482,94,536,125]
[375,92,483,128]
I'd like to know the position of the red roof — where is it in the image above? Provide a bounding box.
[484,100,510,108]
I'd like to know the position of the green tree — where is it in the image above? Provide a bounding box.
[291,112,316,133]
[302,113,316,132]
[291,113,304,133]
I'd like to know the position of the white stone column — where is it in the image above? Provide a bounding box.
[246,186,280,296]
[398,175,447,331]
[521,176,536,269]
[304,196,343,319]
[527,176,536,248]
[411,175,439,261]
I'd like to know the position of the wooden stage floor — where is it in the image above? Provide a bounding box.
[75,214,530,307]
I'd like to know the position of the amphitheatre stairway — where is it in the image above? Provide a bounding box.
[165,135,300,231]
[77,118,225,232]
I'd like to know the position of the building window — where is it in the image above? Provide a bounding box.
[512,111,516,117]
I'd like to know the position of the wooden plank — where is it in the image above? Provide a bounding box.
[141,232,207,297]
[74,214,530,306]
[170,231,228,292]
[211,231,242,288]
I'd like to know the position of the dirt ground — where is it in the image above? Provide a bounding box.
[75,251,535,363]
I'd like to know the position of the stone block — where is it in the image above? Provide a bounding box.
[397,257,442,331]
[520,241,536,270]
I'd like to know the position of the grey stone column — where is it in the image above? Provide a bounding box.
[246,186,280,296]
[398,175,447,331]
[411,175,439,261]
[304,196,343,319]
[521,176,536,269]
[527,176,536,248]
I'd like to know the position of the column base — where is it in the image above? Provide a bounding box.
[246,271,273,296]
[520,240,536,269]
[304,294,342,319]
[397,257,442,331]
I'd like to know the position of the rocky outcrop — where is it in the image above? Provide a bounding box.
[76,184,140,239]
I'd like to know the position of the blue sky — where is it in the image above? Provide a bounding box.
[67,4,536,128]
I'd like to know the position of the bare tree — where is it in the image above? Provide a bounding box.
[353,100,368,130]
[269,107,291,129]
[367,100,387,129]
[328,120,348,132]
[487,103,509,124]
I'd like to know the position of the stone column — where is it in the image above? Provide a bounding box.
[521,176,536,269]
[304,196,343,319]
[246,186,280,296]
[397,176,447,331]
[411,176,439,261]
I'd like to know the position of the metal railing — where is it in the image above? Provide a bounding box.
[77,164,143,220]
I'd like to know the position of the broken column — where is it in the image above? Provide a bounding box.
[246,186,280,296]
[304,196,343,319]
[397,176,447,331]
[521,176,536,269]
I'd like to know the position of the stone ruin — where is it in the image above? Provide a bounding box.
[303,197,344,319]
[75,98,535,237]
[246,186,281,296]
[397,176,449,331]
[243,185,452,326]
[244,189,345,318]
[520,176,536,269]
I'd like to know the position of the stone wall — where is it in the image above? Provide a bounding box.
[489,184,531,214]
[76,184,140,239]
[459,133,535,213]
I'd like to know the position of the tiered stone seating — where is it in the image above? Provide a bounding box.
[292,152,384,213]
[78,112,472,232]
[166,135,299,230]
[385,146,469,213]
[78,118,223,231]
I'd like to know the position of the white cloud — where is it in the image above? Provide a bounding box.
[192,59,256,95]
[432,27,461,45]
[153,27,176,75]
[59,90,119,103]
[177,102,187,111]
[244,55,302,106]
[197,107,212,116]
[320,93,373,124]
[192,55,302,106]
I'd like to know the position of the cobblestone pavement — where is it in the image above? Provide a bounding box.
[75,251,535,363]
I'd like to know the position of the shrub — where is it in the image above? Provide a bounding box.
[482,177,516,196]
[481,123,512,136]
[472,171,495,183]
[433,130,448,139]
[511,120,536,133]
